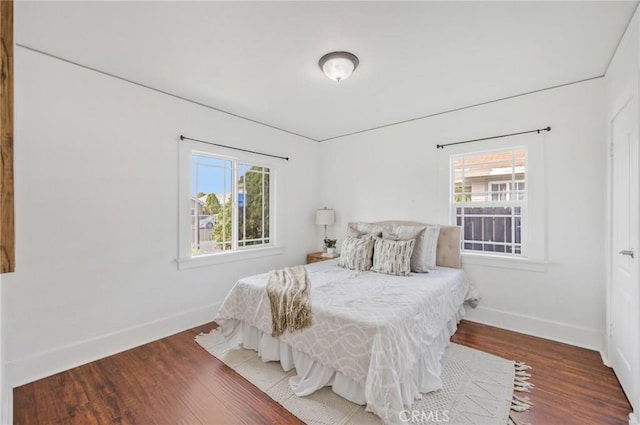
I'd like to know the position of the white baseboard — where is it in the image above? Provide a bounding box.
[629,412,638,425]
[465,305,605,352]
[6,302,221,391]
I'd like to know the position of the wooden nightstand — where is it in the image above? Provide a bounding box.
[306,252,340,264]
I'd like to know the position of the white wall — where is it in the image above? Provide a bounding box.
[320,79,606,350]
[4,47,320,389]
[0,275,6,425]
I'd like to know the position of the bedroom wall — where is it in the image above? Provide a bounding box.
[0,276,6,425]
[320,79,607,350]
[4,47,320,388]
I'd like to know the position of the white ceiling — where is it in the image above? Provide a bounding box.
[16,1,638,141]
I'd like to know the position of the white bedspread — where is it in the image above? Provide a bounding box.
[215,259,475,424]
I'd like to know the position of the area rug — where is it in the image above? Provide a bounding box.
[196,329,532,425]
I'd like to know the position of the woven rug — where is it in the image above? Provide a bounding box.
[196,329,532,425]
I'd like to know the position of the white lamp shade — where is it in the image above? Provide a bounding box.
[315,209,335,226]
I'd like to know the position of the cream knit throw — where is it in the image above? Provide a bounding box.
[266,266,312,337]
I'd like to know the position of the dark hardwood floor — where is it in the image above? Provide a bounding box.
[451,321,631,425]
[13,320,631,425]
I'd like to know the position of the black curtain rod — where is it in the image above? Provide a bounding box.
[180,135,289,161]
[436,126,551,149]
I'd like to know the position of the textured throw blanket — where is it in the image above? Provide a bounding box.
[266,266,312,337]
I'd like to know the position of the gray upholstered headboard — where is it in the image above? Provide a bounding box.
[347,221,462,268]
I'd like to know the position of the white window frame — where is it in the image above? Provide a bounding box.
[236,164,271,249]
[177,140,282,270]
[451,147,528,258]
[439,134,547,272]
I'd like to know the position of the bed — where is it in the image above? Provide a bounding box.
[215,221,478,425]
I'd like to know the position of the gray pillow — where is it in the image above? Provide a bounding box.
[382,225,425,241]
[384,224,440,272]
[371,237,415,276]
[355,221,385,237]
[338,236,376,271]
[346,227,369,238]
[412,225,440,272]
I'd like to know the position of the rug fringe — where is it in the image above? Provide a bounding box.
[510,361,534,424]
[508,414,532,425]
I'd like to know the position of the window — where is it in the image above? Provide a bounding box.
[454,184,472,202]
[452,148,526,256]
[490,181,525,201]
[190,152,271,257]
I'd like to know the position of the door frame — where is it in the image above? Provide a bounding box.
[606,87,639,423]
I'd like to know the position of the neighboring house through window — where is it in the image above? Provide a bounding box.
[490,181,525,201]
[451,148,527,256]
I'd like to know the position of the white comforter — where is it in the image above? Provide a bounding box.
[215,259,475,424]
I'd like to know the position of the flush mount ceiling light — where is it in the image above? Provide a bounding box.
[319,51,359,82]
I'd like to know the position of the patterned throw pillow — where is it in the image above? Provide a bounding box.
[371,237,416,276]
[383,224,440,272]
[338,236,376,271]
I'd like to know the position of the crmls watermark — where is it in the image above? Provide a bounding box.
[398,409,450,423]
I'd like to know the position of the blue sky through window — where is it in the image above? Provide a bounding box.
[191,154,251,201]
[191,154,231,199]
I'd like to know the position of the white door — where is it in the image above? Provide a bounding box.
[610,96,640,416]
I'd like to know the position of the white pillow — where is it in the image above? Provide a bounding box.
[355,221,385,237]
[346,227,368,238]
[382,225,425,241]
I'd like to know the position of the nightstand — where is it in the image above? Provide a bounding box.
[306,252,340,264]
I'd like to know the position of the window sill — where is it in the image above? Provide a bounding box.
[461,252,547,272]
[177,246,285,270]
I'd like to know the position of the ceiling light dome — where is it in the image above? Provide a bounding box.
[319,51,359,82]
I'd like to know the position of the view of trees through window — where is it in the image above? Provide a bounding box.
[191,153,270,255]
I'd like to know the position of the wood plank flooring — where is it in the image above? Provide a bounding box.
[13,320,631,425]
[451,321,631,425]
